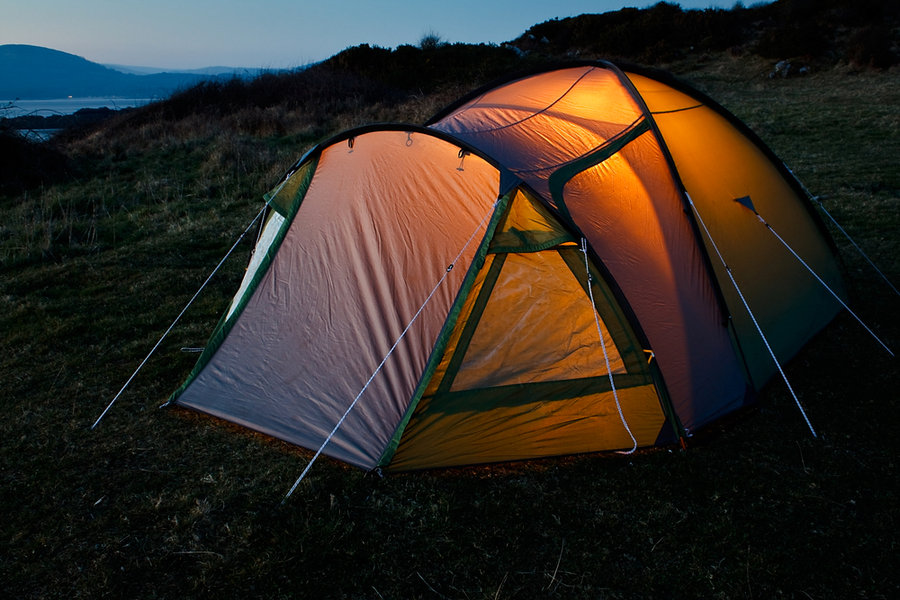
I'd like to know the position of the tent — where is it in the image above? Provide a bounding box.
[169,61,845,472]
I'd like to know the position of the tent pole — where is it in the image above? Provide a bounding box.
[685,194,817,438]
[91,204,268,430]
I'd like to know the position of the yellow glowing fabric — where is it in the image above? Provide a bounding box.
[628,72,845,385]
[390,188,666,470]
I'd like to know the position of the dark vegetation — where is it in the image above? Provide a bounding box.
[0,129,74,194]
[1,1,898,598]
[518,0,900,67]
[4,106,123,134]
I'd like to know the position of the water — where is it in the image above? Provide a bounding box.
[1,97,153,118]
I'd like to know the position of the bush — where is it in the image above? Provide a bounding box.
[0,130,74,195]
[847,25,897,69]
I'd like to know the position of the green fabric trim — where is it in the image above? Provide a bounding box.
[168,157,319,404]
[548,118,651,223]
[646,350,684,440]
[489,231,575,254]
[426,373,655,416]
[376,189,515,467]
[270,158,317,218]
[263,189,289,217]
[435,253,508,396]
[556,247,646,376]
[487,190,577,253]
[264,161,316,218]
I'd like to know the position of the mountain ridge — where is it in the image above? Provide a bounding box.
[0,44,267,100]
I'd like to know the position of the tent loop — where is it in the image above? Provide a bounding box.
[457,149,468,171]
[283,195,503,502]
[748,210,893,357]
[406,131,414,147]
[686,194,818,438]
[580,237,637,455]
[91,203,269,430]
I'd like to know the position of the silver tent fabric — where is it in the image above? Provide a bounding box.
[176,130,501,469]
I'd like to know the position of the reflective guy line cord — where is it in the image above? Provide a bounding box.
[754,212,893,357]
[580,237,637,454]
[91,204,269,430]
[786,164,899,297]
[282,196,501,502]
[686,194,817,437]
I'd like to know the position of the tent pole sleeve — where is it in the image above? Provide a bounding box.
[610,61,735,327]
[547,117,650,226]
[376,190,514,468]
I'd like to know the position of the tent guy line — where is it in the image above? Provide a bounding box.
[685,192,817,438]
[282,194,503,501]
[580,236,637,454]
[91,203,269,430]
[812,199,900,298]
[786,164,899,298]
[750,208,893,357]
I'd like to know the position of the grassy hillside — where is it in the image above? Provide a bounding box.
[1,2,899,598]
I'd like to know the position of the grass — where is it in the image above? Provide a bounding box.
[1,54,898,599]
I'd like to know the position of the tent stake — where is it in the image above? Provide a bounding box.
[91,204,268,430]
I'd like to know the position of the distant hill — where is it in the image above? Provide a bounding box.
[0,44,261,100]
[103,64,271,77]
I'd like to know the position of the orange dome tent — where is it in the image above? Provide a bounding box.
[168,61,847,473]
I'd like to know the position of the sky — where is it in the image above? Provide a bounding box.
[3,0,752,70]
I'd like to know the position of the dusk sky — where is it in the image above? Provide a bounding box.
[3,1,755,70]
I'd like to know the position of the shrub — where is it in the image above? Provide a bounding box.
[0,130,74,195]
[846,25,897,69]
